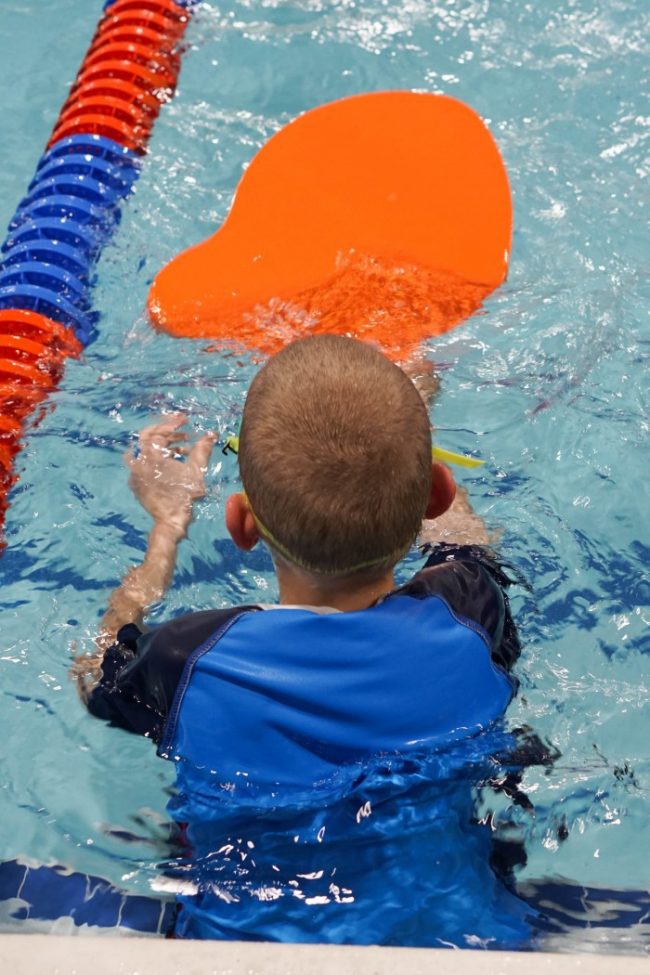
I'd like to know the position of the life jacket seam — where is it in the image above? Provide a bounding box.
[391,589,495,655]
[433,593,493,650]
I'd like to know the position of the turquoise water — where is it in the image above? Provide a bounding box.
[0,0,648,949]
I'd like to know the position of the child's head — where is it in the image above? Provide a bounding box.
[227,335,454,580]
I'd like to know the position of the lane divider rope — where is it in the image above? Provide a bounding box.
[0,0,197,534]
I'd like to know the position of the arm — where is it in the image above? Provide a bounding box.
[73,415,216,694]
[413,543,523,672]
[404,356,495,548]
[419,485,495,547]
[97,519,184,649]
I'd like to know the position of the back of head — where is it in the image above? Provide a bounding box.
[238,335,432,576]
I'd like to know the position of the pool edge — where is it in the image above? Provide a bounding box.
[0,935,647,974]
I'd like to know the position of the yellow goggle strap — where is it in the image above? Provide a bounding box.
[225,435,483,468]
[430,445,484,469]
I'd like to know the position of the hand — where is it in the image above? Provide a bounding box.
[126,414,216,535]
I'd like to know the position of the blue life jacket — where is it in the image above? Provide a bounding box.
[160,593,513,800]
[88,545,534,946]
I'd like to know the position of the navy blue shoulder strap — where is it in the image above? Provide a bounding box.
[86,605,259,740]
[398,543,522,672]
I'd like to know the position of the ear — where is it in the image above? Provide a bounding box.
[225,493,260,551]
[425,462,457,519]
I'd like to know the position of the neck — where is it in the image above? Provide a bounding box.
[276,562,396,612]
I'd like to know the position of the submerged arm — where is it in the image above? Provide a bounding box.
[419,485,494,548]
[97,519,185,652]
[73,415,215,695]
[404,356,495,548]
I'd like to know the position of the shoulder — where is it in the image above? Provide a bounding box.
[395,543,523,672]
[86,605,260,740]
[130,606,255,661]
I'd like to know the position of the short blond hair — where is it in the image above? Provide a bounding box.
[238,335,431,576]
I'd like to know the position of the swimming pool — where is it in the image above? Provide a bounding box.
[0,0,648,950]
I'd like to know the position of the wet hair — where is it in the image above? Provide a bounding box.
[238,334,432,577]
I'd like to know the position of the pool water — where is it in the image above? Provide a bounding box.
[0,0,648,950]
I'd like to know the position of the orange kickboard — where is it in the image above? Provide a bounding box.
[148,91,512,359]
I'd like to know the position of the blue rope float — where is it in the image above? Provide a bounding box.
[0,0,198,533]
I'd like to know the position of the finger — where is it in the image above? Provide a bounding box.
[138,414,187,449]
[168,444,191,458]
[159,431,190,443]
[187,432,217,473]
[147,434,192,459]
[124,444,138,470]
[164,433,190,449]
[147,428,189,452]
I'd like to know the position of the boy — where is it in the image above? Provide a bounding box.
[77,335,531,945]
